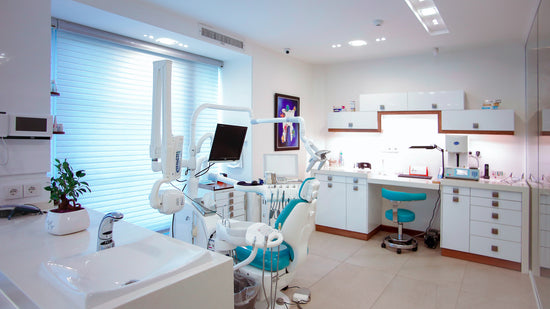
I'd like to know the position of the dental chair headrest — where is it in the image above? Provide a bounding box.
[298,177,320,202]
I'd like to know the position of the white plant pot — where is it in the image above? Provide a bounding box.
[45,208,90,236]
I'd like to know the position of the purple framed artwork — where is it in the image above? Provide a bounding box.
[274,93,300,151]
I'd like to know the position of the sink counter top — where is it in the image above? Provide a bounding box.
[0,209,233,308]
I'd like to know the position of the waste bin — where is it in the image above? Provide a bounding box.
[234,272,259,309]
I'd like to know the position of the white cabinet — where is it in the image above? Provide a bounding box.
[441,185,524,264]
[314,172,372,234]
[441,186,470,252]
[316,174,347,229]
[407,90,464,111]
[346,177,368,233]
[199,186,246,220]
[441,110,515,133]
[327,111,378,130]
[359,92,407,111]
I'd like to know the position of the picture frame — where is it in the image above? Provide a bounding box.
[274,93,300,151]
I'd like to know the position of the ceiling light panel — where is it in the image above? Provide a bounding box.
[404,0,449,36]
[348,40,367,47]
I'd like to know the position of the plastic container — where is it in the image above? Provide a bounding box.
[234,272,259,309]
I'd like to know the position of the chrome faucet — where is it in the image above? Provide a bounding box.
[97,212,124,251]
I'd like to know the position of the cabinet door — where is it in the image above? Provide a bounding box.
[407,90,464,111]
[441,192,470,252]
[359,92,407,111]
[327,112,378,130]
[346,181,368,233]
[315,180,346,229]
[441,110,514,133]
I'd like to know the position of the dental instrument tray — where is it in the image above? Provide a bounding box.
[443,167,480,181]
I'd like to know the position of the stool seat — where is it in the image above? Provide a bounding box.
[385,208,415,223]
[382,188,426,202]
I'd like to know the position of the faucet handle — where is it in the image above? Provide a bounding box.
[105,211,124,221]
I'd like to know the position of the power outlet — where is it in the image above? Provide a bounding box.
[5,185,23,199]
[24,183,41,197]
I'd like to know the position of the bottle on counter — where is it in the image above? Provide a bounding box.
[338,151,344,167]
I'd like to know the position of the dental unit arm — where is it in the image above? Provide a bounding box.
[149,60,185,214]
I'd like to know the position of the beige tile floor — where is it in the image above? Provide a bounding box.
[285,231,537,309]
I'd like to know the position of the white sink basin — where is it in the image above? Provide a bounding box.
[41,236,209,308]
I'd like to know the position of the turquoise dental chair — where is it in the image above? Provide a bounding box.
[380,188,426,254]
[234,177,320,294]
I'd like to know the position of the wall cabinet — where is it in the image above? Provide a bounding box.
[359,92,407,111]
[441,109,515,134]
[327,111,378,131]
[441,185,524,264]
[407,90,464,111]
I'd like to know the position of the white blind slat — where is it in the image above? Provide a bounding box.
[53,30,219,232]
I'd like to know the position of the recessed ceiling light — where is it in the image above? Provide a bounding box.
[348,40,367,47]
[375,37,387,42]
[331,44,342,48]
[148,35,154,39]
[156,37,178,45]
[403,0,449,36]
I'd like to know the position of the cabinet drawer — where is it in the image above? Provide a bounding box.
[217,207,245,218]
[216,196,245,207]
[442,186,470,196]
[541,204,550,215]
[316,174,346,183]
[346,176,367,185]
[470,206,521,227]
[470,196,521,211]
[470,220,521,242]
[470,235,521,262]
[470,189,521,202]
[541,214,550,231]
[540,230,550,247]
[214,190,245,200]
[540,194,550,205]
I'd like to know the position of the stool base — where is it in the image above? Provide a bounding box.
[381,233,418,254]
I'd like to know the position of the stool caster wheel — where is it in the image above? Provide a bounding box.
[381,243,386,248]
[396,249,402,254]
[412,246,418,252]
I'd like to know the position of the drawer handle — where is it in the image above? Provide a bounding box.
[348,122,353,128]
[473,122,479,129]
[328,176,333,181]
[453,196,459,203]
[229,206,234,211]
[229,192,234,198]
[491,228,499,235]
[229,198,234,205]
[353,186,358,191]
[492,201,499,207]
[492,192,499,198]
[453,188,459,194]
[432,103,438,109]
[353,178,358,184]
[230,213,234,218]
[491,245,499,252]
[492,213,499,219]
[328,183,333,188]
[379,104,385,110]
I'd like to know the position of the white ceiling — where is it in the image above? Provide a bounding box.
[139,0,538,64]
[52,0,539,64]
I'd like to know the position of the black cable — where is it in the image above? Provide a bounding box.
[194,162,215,177]
[425,186,441,234]
[171,213,175,238]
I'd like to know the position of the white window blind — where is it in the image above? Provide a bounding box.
[52,28,220,232]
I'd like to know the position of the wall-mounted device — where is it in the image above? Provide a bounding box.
[444,167,480,181]
[0,112,53,139]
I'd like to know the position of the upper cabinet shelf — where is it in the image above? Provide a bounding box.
[359,90,464,112]
[440,109,514,135]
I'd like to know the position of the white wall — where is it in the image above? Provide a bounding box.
[0,0,51,205]
[314,44,526,178]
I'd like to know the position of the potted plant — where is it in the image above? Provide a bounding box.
[44,158,91,235]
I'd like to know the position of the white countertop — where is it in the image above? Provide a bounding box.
[312,168,529,193]
[0,209,232,308]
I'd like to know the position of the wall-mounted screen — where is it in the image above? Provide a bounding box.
[208,123,248,162]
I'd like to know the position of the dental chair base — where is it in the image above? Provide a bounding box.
[381,227,418,254]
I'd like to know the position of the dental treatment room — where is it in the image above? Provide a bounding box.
[1,0,550,308]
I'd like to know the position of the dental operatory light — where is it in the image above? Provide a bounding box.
[348,40,367,47]
[403,0,449,36]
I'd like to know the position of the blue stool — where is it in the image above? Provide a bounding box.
[381,188,426,254]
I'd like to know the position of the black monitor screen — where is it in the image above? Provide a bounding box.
[208,124,248,162]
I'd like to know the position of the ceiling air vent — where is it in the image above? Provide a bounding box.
[200,25,244,49]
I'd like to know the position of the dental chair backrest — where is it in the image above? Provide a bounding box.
[273,177,320,272]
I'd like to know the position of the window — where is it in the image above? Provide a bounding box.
[51,22,221,231]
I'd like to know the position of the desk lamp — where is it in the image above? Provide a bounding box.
[409,145,445,179]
